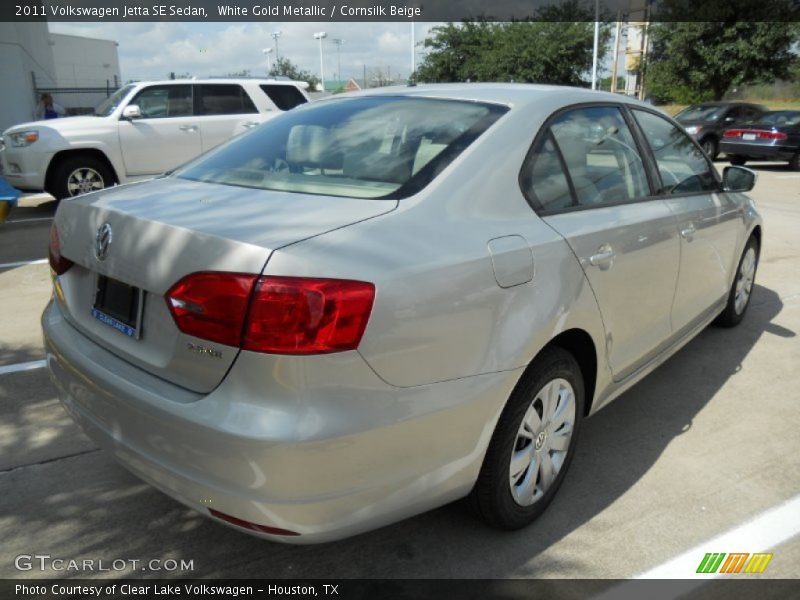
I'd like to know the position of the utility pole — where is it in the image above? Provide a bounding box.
[314,32,328,92]
[271,31,282,61]
[332,38,344,83]
[411,22,415,77]
[591,0,600,90]
[610,17,622,93]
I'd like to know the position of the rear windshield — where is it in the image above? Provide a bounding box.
[175,96,507,199]
[675,104,725,122]
[756,111,800,126]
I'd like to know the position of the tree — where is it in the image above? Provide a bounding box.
[225,69,251,78]
[645,22,799,103]
[415,7,611,86]
[269,57,320,91]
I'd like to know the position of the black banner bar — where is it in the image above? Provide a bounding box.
[4,0,800,22]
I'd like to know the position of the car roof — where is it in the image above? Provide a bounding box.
[335,83,657,111]
[130,78,303,87]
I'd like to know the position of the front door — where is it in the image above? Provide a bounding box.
[118,84,201,176]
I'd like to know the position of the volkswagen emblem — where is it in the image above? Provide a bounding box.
[95,223,113,261]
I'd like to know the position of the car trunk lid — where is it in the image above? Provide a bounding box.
[53,176,397,393]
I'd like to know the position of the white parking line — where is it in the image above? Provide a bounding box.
[636,493,800,578]
[0,359,47,376]
[0,258,48,269]
[775,175,800,179]
[590,493,800,599]
[4,216,54,224]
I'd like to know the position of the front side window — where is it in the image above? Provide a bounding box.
[175,96,507,199]
[130,85,192,119]
[633,109,718,195]
[95,84,135,117]
[196,84,257,116]
[548,106,650,207]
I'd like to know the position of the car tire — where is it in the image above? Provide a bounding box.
[470,347,584,530]
[789,153,800,171]
[49,154,114,200]
[700,137,718,160]
[715,236,759,328]
[729,155,747,167]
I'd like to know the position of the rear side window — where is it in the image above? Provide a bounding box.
[547,106,650,207]
[632,109,718,194]
[260,84,308,111]
[196,84,257,116]
[175,96,507,199]
[521,134,573,211]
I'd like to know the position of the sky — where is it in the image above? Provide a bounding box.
[48,22,443,84]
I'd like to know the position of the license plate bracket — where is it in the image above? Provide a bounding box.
[92,275,144,339]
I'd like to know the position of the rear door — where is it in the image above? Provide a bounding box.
[631,108,742,334]
[118,84,201,176]
[194,83,260,152]
[525,104,681,381]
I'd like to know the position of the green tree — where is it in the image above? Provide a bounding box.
[415,7,611,85]
[269,57,320,91]
[645,22,799,103]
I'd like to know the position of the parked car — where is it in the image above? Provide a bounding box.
[720,110,800,170]
[43,84,762,543]
[0,79,309,199]
[674,101,767,160]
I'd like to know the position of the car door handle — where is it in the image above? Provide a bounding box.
[242,121,259,129]
[588,246,616,269]
[680,224,697,240]
[179,125,198,132]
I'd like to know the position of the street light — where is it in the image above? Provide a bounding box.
[331,38,344,83]
[262,47,273,75]
[271,31,282,61]
[313,31,327,92]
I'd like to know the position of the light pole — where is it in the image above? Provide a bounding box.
[314,31,327,91]
[591,0,599,90]
[331,38,344,83]
[271,31,282,61]
[262,47,273,75]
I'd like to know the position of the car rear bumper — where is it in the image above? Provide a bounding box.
[719,141,796,161]
[42,298,519,543]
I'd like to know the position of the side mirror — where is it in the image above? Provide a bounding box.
[121,104,141,120]
[722,166,756,192]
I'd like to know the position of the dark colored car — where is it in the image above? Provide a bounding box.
[675,102,767,160]
[720,110,800,170]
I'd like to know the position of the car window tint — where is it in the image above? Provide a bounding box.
[633,109,717,195]
[260,84,308,111]
[197,84,257,115]
[132,85,192,118]
[521,133,573,211]
[548,106,650,207]
[175,96,507,200]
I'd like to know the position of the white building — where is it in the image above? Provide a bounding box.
[0,23,120,133]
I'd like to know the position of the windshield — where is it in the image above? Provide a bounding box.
[675,104,726,122]
[175,96,507,199]
[94,84,135,117]
[756,111,800,127]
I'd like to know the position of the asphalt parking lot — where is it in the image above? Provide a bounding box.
[1,165,799,580]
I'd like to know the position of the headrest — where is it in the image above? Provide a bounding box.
[286,125,331,166]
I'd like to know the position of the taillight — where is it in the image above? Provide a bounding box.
[165,272,375,354]
[166,272,258,346]
[48,224,74,275]
[243,277,375,354]
[723,129,787,141]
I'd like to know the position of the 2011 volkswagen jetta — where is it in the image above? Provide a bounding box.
[42,84,762,543]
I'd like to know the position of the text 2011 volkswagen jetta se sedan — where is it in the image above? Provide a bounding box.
[43,84,762,543]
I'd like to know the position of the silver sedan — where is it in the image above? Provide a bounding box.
[42,84,762,543]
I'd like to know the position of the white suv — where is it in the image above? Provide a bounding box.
[0,79,309,199]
